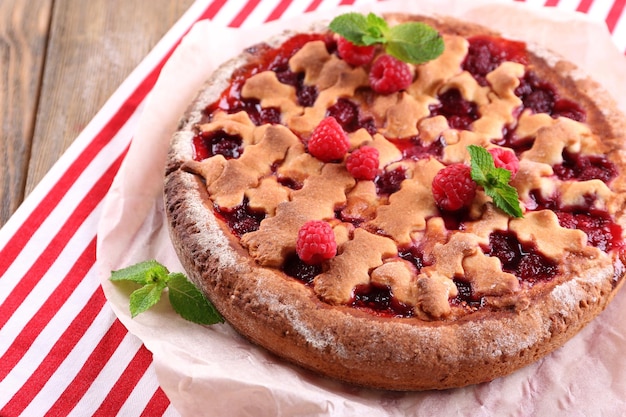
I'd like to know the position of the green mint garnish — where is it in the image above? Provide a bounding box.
[329,12,444,64]
[110,260,224,325]
[467,145,524,218]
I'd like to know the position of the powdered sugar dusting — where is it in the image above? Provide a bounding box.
[551,264,612,315]
[177,171,240,270]
[254,283,348,357]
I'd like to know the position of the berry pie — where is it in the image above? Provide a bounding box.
[164,13,626,390]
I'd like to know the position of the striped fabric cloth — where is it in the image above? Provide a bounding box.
[1,0,625,415]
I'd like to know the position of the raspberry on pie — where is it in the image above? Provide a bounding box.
[164,13,626,391]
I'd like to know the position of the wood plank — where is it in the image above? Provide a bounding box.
[23,0,194,199]
[0,0,53,227]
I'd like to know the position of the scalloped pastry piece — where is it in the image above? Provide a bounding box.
[511,159,556,204]
[186,124,298,208]
[242,71,303,121]
[286,63,369,134]
[342,180,379,223]
[442,130,490,164]
[515,109,555,139]
[276,141,323,184]
[382,92,436,138]
[463,251,520,297]
[314,228,397,304]
[241,163,355,266]
[367,158,442,245]
[509,210,588,260]
[288,40,330,84]
[559,179,614,209]
[245,176,291,216]
[522,117,590,165]
[416,270,458,319]
[409,34,468,97]
[195,110,257,146]
[370,260,419,306]
[418,115,450,144]
[440,71,490,106]
[429,232,481,278]
[464,203,510,245]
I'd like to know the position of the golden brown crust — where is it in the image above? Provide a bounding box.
[164,14,626,390]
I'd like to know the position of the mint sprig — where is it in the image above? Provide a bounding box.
[329,12,444,64]
[467,145,524,218]
[110,260,223,325]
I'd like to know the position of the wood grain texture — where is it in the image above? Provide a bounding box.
[0,0,194,227]
[0,0,53,227]
[25,0,195,195]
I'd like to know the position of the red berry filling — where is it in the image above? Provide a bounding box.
[462,35,528,86]
[215,199,265,238]
[430,89,479,130]
[515,71,586,121]
[398,245,426,272]
[326,98,376,134]
[282,253,322,284]
[392,136,445,161]
[375,167,407,195]
[193,130,243,161]
[452,278,484,309]
[488,231,558,284]
[553,150,617,183]
[204,33,331,124]
[557,209,623,252]
[351,284,414,317]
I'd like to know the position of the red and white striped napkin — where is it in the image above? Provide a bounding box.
[1,0,626,416]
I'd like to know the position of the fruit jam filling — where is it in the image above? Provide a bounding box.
[351,284,415,318]
[191,28,623,318]
[462,35,528,85]
[204,33,331,123]
[193,130,243,160]
[214,199,265,238]
[430,88,480,130]
[553,150,618,183]
[488,230,558,284]
[529,191,624,252]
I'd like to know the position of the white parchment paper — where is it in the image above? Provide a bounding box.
[96,1,626,415]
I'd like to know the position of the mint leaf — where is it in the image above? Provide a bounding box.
[386,22,444,64]
[467,145,523,218]
[167,273,224,325]
[110,260,169,285]
[129,282,166,318]
[491,167,512,185]
[487,183,524,218]
[329,12,444,64]
[328,12,371,45]
[109,260,223,325]
[363,13,388,45]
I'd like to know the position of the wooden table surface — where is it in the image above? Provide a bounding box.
[0,0,195,228]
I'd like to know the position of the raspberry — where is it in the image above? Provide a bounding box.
[346,146,379,180]
[432,164,477,211]
[489,148,520,178]
[307,116,350,162]
[337,37,376,66]
[296,220,337,264]
[369,54,413,95]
